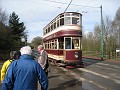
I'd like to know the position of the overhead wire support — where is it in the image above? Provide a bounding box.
[100,5,104,60]
[64,0,72,12]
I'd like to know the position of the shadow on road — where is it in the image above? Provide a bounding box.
[49,79,82,90]
[48,75,61,79]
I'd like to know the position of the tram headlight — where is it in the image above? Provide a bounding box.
[75,52,78,58]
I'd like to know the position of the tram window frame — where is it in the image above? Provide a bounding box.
[48,27,50,33]
[64,17,71,25]
[72,17,80,25]
[48,42,50,49]
[54,22,56,29]
[51,40,54,49]
[71,13,80,17]
[64,13,70,16]
[72,37,80,49]
[57,20,59,27]
[50,24,53,31]
[59,38,64,49]
[65,37,72,49]
[60,18,64,26]
[55,40,57,49]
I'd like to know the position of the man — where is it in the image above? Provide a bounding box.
[38,45,49,76]
[1,46,48,90]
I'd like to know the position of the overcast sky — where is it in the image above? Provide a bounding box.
[1,0,120,42]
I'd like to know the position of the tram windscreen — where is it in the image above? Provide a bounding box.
[72,38,79,49]
[65,38,71,49]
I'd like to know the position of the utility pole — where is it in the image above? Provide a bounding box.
[100,5,104,60]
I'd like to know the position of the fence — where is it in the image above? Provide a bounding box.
[82,51,120,60]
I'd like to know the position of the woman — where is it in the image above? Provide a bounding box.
[1,51,21,83]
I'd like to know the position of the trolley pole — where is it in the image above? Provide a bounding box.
[64,0,72,12]
[100,6,104,60]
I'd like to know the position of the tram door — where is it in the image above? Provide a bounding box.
[64,37,72,61]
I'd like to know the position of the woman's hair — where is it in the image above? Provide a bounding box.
[10,51,21,60]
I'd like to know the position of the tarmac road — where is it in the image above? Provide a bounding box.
[1,59,120,90]
[0,60,84,90]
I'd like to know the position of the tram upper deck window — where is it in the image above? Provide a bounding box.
[64,17,71,25]
[54,22,56,29]
[72,17,80,25]
[64,13,70,16]
[51,24,53,31]
[71,13,79,17]
[48,27,50,32]
[60,18,64,26]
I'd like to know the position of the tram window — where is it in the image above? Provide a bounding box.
[51,24,53,31]
[72,39,79,49]
[72,17,80,25]
[65,38,71,49]
[57,20,59,27]
[54,22,56,29]
[52,42,54,49]
[48,43,49,49]
[45,43,47,49]
[55,40,57,49]
[59,38,64,49]
[60,14,64,18]
[64,17,71,25]
[65,13,70,16]
[60,18,64,26]
[48,27,50,32]
[71,13,79,17]
[59,42,63,49]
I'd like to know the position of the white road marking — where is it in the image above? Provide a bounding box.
[96,62,120,69]
[78,68,120,84]
[59,67,110,90]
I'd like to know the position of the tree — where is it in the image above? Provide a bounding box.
[31,36,43,49]
[113,7,120,47]
[9,12,26,41]
[8,12,27,49]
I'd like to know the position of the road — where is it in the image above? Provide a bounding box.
[0,58,120,90]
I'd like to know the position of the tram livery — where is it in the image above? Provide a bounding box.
[43,12,83,66]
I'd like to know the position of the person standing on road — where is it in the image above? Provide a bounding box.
[38,45,49,76]
[0,51,21,83]
[1,46,48,90]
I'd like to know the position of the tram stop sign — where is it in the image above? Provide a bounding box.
[116,48,120,52]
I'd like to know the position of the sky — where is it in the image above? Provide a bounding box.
[0,0,120,42]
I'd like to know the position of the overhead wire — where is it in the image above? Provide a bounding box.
[64,0,72,12]
[44,0,99,8]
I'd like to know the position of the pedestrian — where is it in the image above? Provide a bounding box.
[1,51,21,83]
[38,45,49,76]
[1,46,48,90]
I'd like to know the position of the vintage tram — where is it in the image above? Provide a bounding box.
[43,12,83,67]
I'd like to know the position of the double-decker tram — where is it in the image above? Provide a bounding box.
[43,12,83,67]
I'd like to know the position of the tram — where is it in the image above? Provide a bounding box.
[43,12,83,67]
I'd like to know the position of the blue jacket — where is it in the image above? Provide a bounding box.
[1,54,48,90]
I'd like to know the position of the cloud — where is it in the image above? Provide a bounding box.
[1,0,120,43]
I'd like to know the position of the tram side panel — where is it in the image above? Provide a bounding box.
[46,49,82,66]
